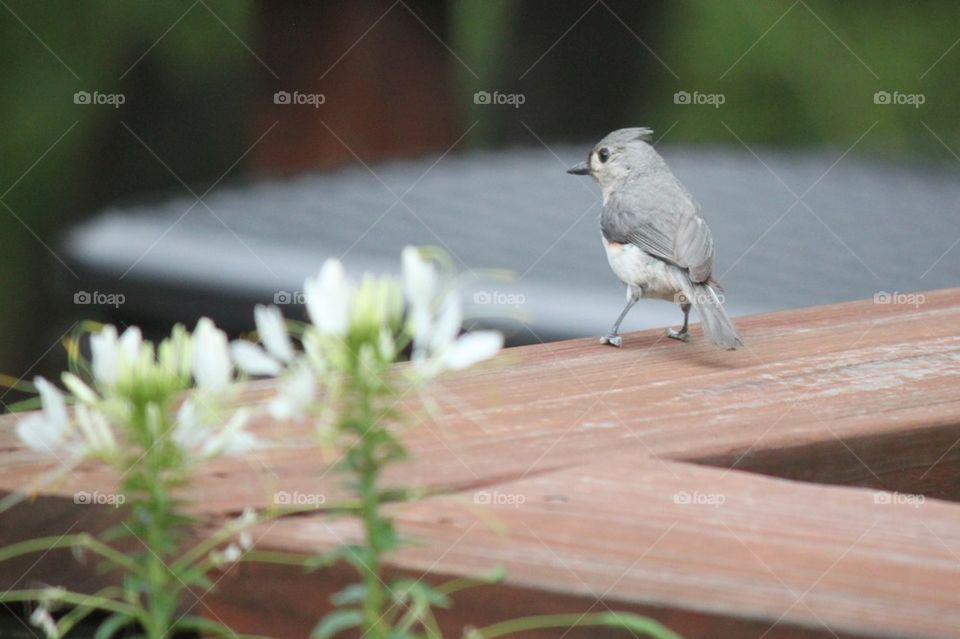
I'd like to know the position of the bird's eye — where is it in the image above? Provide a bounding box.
[597,148,610,163]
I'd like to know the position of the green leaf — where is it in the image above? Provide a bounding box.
[312,609,363,639]
[93,613,133,639]
[330,583,367,607]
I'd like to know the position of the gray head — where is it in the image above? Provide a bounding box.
[567,127,666,196]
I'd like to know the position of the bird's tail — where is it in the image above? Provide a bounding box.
[675,274,743,350]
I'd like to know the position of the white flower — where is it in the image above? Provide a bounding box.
[305,259,352,336]
[402,246,437,307]
[402,246,438,343]
[61,372,98,404]
[442,331,504,370]
[74,404,117,456]
[16,377,70,453]
[223,543,242,562]
[202,409,257,457]
[411,293,503,378]
[172,400,205,452]
[269,365,315,421]
[29,605,58,639]
[231,340,282,376]
[256,304,294,364]
[230,305,294,377]
[173,400,258,459]
[192,318,232,392]
[90,325,143,386]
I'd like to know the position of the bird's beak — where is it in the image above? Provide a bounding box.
[566,161,590,176]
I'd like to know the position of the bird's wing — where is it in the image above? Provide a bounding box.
[674,215,714,284]
[601,176,715,284]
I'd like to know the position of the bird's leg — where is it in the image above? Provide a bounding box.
[666,302,692,342]
[601,289,640,348]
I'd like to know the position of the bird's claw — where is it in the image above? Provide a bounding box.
[600,334,623,348]
[665,328,690,343]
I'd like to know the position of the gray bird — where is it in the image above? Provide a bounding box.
[567,127,743,350]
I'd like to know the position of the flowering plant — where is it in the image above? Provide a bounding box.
[2,319,263,639]
[233,248,677,639]
[1,247,678,639]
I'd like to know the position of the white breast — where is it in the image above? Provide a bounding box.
[602,236,679,301]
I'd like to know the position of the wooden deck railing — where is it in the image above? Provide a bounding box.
[2,289,960,638]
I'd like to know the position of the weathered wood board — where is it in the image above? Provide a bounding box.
[2,289,959,638]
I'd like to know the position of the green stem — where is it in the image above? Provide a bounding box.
[126,401,183,639]
[467,612,683,639]
[54,586,125,636]
[0,533,141,575]
[357,379,389,639]
[0,589,138,617]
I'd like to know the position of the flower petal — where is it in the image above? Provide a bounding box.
[192,318,232,392]
[430,293,463,354]
[443,331,503,370]
[305,259,352,336]
[402,246,437,308]
[16,413,62,453]
[254,304,295,363]
[269,365,315,421]
[202,409,258,457]
[231,341,282,376]
[90,325,119,386]
[35,377,68,429]
[61,372,98,404]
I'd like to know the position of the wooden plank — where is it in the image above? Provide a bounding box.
[1,289,960,637]
[208,457,960,638]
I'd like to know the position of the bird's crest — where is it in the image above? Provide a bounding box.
[599,127,654,147]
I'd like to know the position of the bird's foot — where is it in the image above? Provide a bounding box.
[600,334,623,348]
[665,328,690,343]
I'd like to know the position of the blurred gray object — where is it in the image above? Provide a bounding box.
[62,146,960,344]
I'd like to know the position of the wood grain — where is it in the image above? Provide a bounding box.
[2,289,960,637]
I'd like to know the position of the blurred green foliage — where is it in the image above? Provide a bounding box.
[0,0,254,374]
[452,0,960,159]
[658,1,960,154]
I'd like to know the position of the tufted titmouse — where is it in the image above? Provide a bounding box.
[567,127,743,350]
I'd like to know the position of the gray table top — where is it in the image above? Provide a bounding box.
[63,145,960,344]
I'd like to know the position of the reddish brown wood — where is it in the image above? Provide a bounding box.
[2,289,960,637]
[253,1,459,175]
